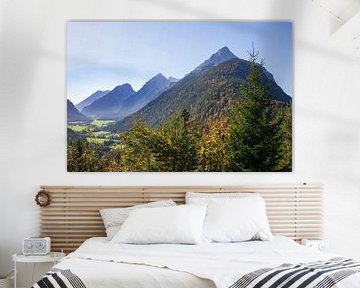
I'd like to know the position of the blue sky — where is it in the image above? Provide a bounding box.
[67,21,292,104]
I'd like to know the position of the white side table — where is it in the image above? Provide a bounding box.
[12,252,65,288]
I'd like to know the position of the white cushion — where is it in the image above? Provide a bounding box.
[111,205,207,244]
[100,200,176,240]
[186,192,259,204]
[202,197,272,243]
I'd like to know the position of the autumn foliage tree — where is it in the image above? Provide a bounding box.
[149,110,199,171]
[118,120,159,172]
[198,118,230,171]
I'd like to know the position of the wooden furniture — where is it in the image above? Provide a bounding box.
[39,184,323,253]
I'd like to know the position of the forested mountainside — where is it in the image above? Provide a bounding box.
[111,57,291,132]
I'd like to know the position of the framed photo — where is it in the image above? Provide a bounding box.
[67,21,292,172]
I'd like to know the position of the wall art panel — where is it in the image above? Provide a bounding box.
[67,21,292,172]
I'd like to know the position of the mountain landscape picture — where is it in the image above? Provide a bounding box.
[67,21,292,172]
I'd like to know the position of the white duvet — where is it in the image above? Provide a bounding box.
[54,237,360,288]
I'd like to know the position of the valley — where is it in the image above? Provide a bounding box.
[68,119,120,146]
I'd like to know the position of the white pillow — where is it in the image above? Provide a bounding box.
[111,205,207,244]
[100,200,176,240]
[186,192,259,204]
[202,197,272,243]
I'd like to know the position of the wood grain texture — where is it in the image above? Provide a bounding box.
[39,184,323,253]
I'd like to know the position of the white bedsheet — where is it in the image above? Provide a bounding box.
[54,237,360,288]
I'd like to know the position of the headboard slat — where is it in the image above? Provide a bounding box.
[39,184,323,253]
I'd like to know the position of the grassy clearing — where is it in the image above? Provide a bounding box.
[91,119,115,128]
[69,120,120,146]
[87,137,106,144]
[93,131,111,137]
[68,124,88,132]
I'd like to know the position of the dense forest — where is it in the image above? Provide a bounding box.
[67,50,292,172]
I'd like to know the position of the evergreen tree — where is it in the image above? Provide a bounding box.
[67,138,102,172]
[229,45,282,171]
[276,104,292,171]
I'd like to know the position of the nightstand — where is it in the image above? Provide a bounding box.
[12,252,65,288]
[301,239,328,252]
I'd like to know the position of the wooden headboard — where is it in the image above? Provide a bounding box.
[39,184,323,253]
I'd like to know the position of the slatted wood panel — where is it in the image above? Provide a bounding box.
[39,185,323,253]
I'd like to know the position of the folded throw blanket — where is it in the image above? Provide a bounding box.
[229,258,360,288]
[32,268,86,288]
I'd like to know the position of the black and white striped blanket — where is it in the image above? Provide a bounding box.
[32,268,86,288]
[32,258,360,288]
[230,257,360,288]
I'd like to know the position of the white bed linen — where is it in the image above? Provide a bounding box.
[55,237,360,288]
[55,258,214,288]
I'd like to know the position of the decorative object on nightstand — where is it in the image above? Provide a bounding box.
[301,239,328,252]
[12,252,65,288]
[23,237,51,255]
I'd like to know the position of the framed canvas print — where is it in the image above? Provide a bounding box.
[67,21,292,172]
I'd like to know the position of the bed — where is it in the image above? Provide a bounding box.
[33,236,360,288]
[33,185,360,288]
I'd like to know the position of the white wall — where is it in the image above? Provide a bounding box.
[1,0,360,285]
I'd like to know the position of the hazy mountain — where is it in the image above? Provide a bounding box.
[116,73,173,119]
[82,84,135,119]
[67,100,90,122]
[75,90,110,112]
[168,76,179,84]
[111,47,291,132]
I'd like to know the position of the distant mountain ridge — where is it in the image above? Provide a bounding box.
[110,47,291,132]
[116,73,174,119]
[82,84,135,119]
[75,90,109,112]
[168,76,179,83]
[67,100,90,122]
[80,75,176,120]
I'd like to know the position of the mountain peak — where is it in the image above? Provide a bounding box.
[195,46,237,72]
[208,46,237,63]
[142,73,170,89]
[217,46,235,56]
[112,83,135,94]
[116,73,173,119]
[152,73,167,80]
[75,90,110,112]
[117,83,133,89]
[81,83,135,118]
